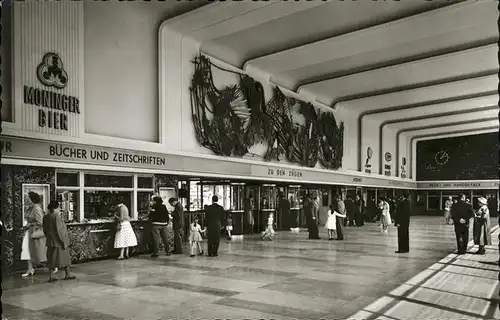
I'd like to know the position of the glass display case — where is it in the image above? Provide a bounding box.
[56,190,79,222]
[288,186,300,210]
[137,191,153,221]
[230,183,244,211]
[189,181,202,211]
[260,184,277,210]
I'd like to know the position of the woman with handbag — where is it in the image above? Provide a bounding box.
[43,200,76,282]
[473,197,492,255]
[21,191,47,277]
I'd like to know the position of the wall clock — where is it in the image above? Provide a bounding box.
[434,150,449,166]
[384,152,392,162]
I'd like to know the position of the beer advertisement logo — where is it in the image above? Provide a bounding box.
[36,53,68,89]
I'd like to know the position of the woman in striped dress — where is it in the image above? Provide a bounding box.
[114,200,137,260]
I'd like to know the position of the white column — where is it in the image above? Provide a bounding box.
[132,175,138,220]
[78,171,84,222]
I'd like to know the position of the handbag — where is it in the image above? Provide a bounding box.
[30,228,45,239]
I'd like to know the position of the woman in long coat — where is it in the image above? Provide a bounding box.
[473,197,491,255]
[21,192,47,277]
[43,200,76,282]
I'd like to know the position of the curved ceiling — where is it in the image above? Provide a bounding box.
[164,0,499,172]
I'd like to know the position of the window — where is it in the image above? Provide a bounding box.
[189,182,202,211]
[84,190,132,220]
[84,174,133,188]
[56,172,79,187]
[137,176,153,189]
[56,170,155,222]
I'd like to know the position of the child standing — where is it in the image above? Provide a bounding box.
[325,205,346,240]
[261,212,275,241]
[226,212,233,240]
[189,216,206,257]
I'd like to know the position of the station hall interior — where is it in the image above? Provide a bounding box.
[0,1,499,319]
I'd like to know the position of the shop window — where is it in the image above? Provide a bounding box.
[56,190,80,222]
[137,176,153,189]
[56,172,79,187]
[260,185,276,210]
[84,174,133,188]
[137,191,153,221]
[84,190,132,220]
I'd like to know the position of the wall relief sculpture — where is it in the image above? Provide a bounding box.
[190,54,344,170]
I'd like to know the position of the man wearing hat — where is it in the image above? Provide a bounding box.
[473,196,491,255]
[451,194,474,254]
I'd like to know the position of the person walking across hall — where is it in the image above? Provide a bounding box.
[451,193,474,255]
[395,193,411,253]
[169,198,185,254]
[444,196,453,225]
[43,200,76,282]
[354,194,365,227]
[205,196,225,257]
[344,195,355,227]
[333,194,346,240]
[150,196,171,257]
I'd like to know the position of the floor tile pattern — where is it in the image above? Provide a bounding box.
[2,217,498,320]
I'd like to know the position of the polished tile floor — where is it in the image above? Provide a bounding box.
[2,217,498,320]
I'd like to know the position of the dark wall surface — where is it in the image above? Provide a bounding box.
[416,132,499,181]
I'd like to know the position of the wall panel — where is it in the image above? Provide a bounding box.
[13,1,83,138]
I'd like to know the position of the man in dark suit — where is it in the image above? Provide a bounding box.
[451,193,474,255]
[354,194,364,227]
[395,193,411,253]
[334,195,345,240]
[169,197,184,254]
[306,195,321,239]
[205,195,225,257]
[344,196,355,227]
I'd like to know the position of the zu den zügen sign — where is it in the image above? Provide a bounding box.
[23,53,80,131]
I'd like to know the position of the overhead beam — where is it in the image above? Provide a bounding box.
[294,39,497,91]
[408,127,499,179]
[395,116,499,176]
[378,105,498,174]
[356,86,498,171]
[240,0,463,70]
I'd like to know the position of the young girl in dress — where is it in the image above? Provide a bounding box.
[325,205,346,240]
[189,215,206,257]
[261,212,275,241]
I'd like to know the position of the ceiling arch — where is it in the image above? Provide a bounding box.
[161,0,499,178]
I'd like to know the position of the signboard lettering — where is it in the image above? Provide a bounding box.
[23,53,80,131]
[353,177,362,183]
[267,168,302,178]
[1,140,12,153]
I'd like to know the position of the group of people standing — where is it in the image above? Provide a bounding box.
[303,192,412,254]
[21,192,75,282]
[149,195,226,258]
[448,194,492,255]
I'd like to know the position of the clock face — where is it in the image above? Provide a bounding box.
[367,147,373,159]
[434,150,449,165]
[384,152,392,162]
